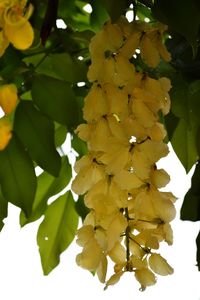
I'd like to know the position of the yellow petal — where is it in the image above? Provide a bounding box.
[0,84,18,114]
[105,84,129,121]
[96,254,108,283]
[108,241,126,264]
[76,225,94,247]
[0,30,9,57]
[140,34,160,68]
[83,85,108,122]
[119,31,141,58]
[4,19,34,50]
[132,96,157,128]
[150,168,170,188]
[114,170,143,190]
[135,268,156,290]
[105,271,124,289]
[106,212,127,251]
[0,118,12,150]
[113,54,135,86]
[76,238,102,271]
[72,159,105,195]
[149,253,174,276]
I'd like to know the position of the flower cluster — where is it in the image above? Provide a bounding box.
[0,0,34,56]
[72,17,176,290]
[0,84,18,149]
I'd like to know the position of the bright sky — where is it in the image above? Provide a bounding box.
[0,145,199,300]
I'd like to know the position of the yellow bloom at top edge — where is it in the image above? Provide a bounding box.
[0,1,34,55]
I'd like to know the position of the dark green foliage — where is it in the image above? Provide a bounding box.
[0,135,37,217]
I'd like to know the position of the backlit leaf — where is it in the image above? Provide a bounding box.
[20,156,72,226]
[37,191,78,275]
[14,101,61,176]
[171,118,198,173]
[31,75,78,128]
[181,161,200,221]
[196,232,200,271]
[0,191,8,231]
[0,135,36,217]
[152,0,200,54]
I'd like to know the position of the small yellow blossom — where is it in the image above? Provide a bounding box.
[0,0,34,56]
[0,118,12,150]
[0,84,18,115]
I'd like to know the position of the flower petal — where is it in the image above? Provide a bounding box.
[4,19,34,50]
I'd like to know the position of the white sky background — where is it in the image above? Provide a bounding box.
[0,145,199,300]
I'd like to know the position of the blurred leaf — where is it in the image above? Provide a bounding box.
[152,0,200,54]
[50,53,87,83]
[0,135,36,217]
[189,80,200,125]
[197,232,200,271]
[170,75,190,122]
[71,133,87,157]
[14,101,61,177]
[0,47,22,81]
[170,75,199,171]
[37,191,78,275]
[164,111,179,141]
[75,195,89,221]
[20,156,72,226]
[100,0,131,22]
[0,192,8,231]
[90,0,109,31]
[181,162,200,221]
[171,118,198,173]
[55,123,67,147]
[31,74,78,128]
[136,3,153,21]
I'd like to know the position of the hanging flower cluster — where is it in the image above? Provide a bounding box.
[0,84,18,150]
[72,17,176,291]
[0,0,34,57]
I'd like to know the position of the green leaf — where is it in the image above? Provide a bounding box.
[50,53,87,83]
[37,191,78,275]
[164,111,179,141]
[31,75,78,128]
[71,133,87,157]
[0,192,8,231]
[181,162,200,221]
[90,0,109,31]
[189,80,200,125]
[100,0,131,22]
[55,123,67,147]
[14,101,61,177]
[20,156,72,226]
[0,135,37,217]
[196,232,200,271]
[171,118,198,173]
[170,75,199,172]
[75,195,89,222]
[152,0,200,54]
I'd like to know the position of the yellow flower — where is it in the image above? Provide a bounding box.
[83,84,108,122]
[76,237,102,271]
[0,0,34,56]
[0,117,12,150]
[135,268,156,290]
[149,253,174,276]
[0,30,9,56]
[72,155,105,195]
[0,83,18,114]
